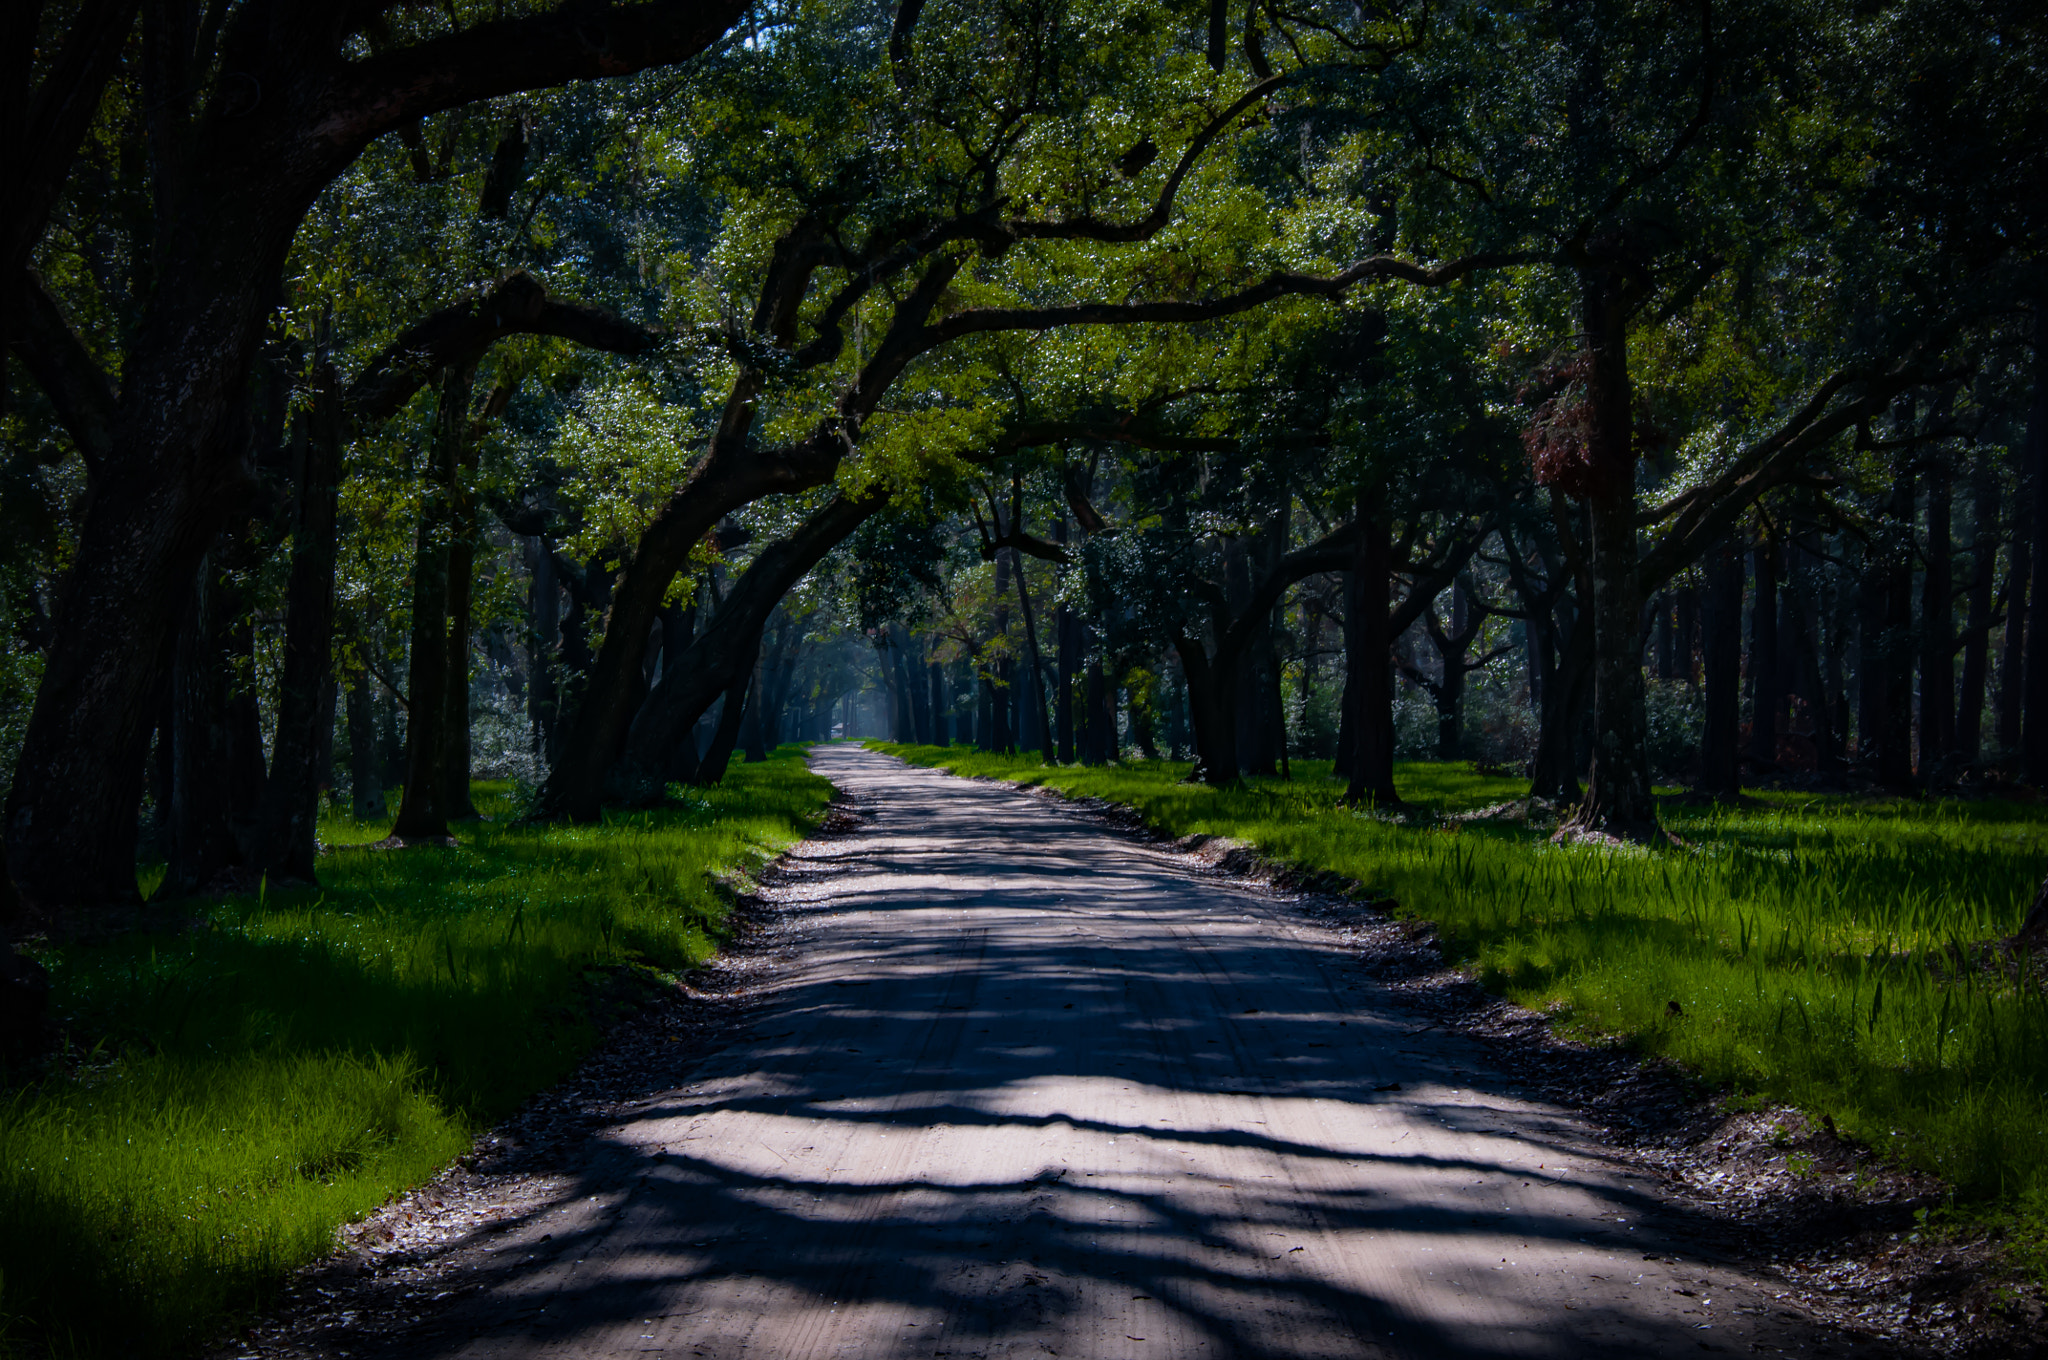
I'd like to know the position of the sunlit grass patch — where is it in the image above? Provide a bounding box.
[0,749,831,1357]
[870,740,2048,1239]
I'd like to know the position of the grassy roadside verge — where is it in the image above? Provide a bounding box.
[869,741,2048,1256]
[0,747,832,1357]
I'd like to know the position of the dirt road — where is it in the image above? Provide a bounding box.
[407,746,1862,1359]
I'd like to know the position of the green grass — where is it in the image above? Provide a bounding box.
[0,749,832,1357]
[871,742,2048,1230]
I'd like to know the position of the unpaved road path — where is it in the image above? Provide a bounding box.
[406,746,1868,1359]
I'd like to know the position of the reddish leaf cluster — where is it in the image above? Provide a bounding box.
[1519,353,1600,498]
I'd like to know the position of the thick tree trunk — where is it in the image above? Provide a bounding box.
[258,361,342,880]
[622,496,880,780]
[1958,461,1996,762]
[165,550,268,896]
[1651,594,1670,679]
[1697,542,1744,798]
[526,537,560,756]
[978,672,996,752]
[1920,462,1954,779]
[1012,548,1054,764]
[1677,586,1699,686]
[441,444,479,820]
[1749,541,1779,768]
[1529,609,1590,803]
[739,660,769,763]
[1999,506,2029,757]
[904,632,933,745]
[694,669,753,787]
[0,842,51,1064]
[2024,297,2048,781]
[389,366,470,841]
[1877,470,1919,791]
[1561,269,1658,841]
[3,5,751,915]
[1176,643,1239,785]
[1822,553,1852,767]
[1056,519,1075,763]
[1344,489,1398,806]
[1433,580,1476,760]
[346,673,388,820]
[1856,539,1887,771]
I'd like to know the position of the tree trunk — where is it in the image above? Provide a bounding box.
[1697,542,1744,798]
[622,496,880,779]
[694,669,752,786]
[1749,540,1779,768]
[978,671,997,752]
[905,632,933,745]
[441,403,481,820]
[1345,488,1398,806]
[1176,642,1239,785]
[167,557,238,896]
[739,660,769,763]
[1561,267,1658,840]
[1084,644,1111,764]
[389,365,471,841]
[1056,519,1075,763]
[1677,585,1699,686]
[1012,547,1055,764]
[1529,605,1590,803]
[1999,485,2030,757]
[1958,459,1996,763]
[2024,295,2048,782]
[1920,460,1954,779]
[258,358,342,880]
[0,841,51,1064]
[346,673,387,820]
[1878,469,1918,792]
[526,537,560,756]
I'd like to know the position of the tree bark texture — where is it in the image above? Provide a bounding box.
[694,670,752,787]
[4,1,749,915]
[167,546,269,895]
[1561,267,1658,840]
[1749,541,1779,767]
[1012,547,1055,764]
[1056,518,1076,763]
[622,496,883,783]
[1344,489,1397,807]
[1958,459,1997,762]
[441,433,480,821]
[1175,640,1240,786]
[346,674,387,821]
[1698,543,1744,798]
[2024,301,2048,780]
[1529,611,1591,804]
[2000,492,2030,757]
[738,661,769,764]
[1920,461,1954,778]
[390,366,470,841]
[257,357,342,880]
[1877,470,1919,791]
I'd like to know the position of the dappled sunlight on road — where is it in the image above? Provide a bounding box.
[403,746,1831,1360]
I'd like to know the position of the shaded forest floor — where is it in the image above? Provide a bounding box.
[870,743,2048,1312]
[0,751,834,1358]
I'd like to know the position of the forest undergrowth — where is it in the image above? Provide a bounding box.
[871,741,2048,1274]
[0,749,831,1358]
